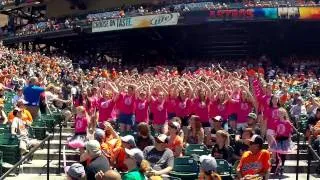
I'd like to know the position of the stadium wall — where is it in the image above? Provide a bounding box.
[46,0,162,17]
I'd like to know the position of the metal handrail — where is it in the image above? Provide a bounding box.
[288,117,302,180]
[0,134,53,180]
[307,143,320,180]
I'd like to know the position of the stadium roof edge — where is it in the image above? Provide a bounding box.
[0,0,47,15]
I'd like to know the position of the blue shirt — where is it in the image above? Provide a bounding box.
[23,85,45,106]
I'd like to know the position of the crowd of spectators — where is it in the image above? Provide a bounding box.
[0,43,319,179]
[3,0,320,38]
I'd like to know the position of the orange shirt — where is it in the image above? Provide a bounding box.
[167,135,183,157]
[113,147,127,172]
[314,120,320,130]
[8,109,33,124]
[237,149,271,177]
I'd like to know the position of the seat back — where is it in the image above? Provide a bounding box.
[216,159,231,175]
[0,144,21,165]
[185,144,209,156]
[173,157,199,173]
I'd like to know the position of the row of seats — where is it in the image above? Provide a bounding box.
[0,91,63,175]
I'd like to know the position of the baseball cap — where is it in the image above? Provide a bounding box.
[66,163,85,179]
[247,113,257,120]
[155,134,168,143]
[94,128,105,141]
[250,135,264,145]
[85,140,101,156]
[125,148,144,164]
[199,155,217,172]
[169,121,180,130]
[213,116,223,122]
[121,135,136,147]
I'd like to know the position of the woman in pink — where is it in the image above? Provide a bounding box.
[166,89,176,120]
[236,87,256,130]
[83,88,98,116]
[269,107,294,175]
[74,106,89,135]
[209,90,231,122]
[264,95,281,145]
[97,89,116,129]
[151,91,168,134]
[175,89,192,133]
[116,85,136,132]
[192,88,211,145]
[68,106,89,149]
[135,90,149,124]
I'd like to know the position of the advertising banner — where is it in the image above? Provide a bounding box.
[299,7,320,20]
[278,7,300,19]
[208,8,278,21]
[92,13,179,32]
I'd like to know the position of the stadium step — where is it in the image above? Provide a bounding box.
[33,148,79,161]
[279,160,318,173]
[5,127,78,177]
[19,160,77,174]
[52,132,73,141]
[269,173,320,180]
[5,174,66,180]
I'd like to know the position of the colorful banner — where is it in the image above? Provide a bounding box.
[92,13,179,32]
[278,7,299,19]
[208,8,277,21]
[299,7,320,20]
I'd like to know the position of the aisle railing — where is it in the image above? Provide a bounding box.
[0,134,53,180]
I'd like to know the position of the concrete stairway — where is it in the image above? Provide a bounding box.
[4,127,78,179]
[270,142,320,179]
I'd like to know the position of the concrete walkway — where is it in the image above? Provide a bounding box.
[269,173,320,180]
[5,174,66,180]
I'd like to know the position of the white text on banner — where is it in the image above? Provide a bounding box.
[92,13,180,32]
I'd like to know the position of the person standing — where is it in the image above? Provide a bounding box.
[23,77,45,119]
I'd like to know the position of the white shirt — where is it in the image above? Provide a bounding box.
[71,87,77,95]
[12,95,24,106]
[11,117,28,136]
[45,91,58,104]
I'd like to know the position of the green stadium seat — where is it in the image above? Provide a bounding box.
[216,159,232,179]
[185,144,210,156]
[0,144,21,165]
[232,160,240,175]
[169,156,199,180]
[0,135,20,166]
[31,120,47,140]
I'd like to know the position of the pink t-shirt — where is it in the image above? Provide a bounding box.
[166,97,176,114]
[192,98,210,122]
[151,99,167,125]
[237,100,254,123]
[84,97,98,115]
[175,98,192,117]
[209,100,230,121]
[264,107,280,129]
[273,120,293,137]
[117,93,135,114]
[98,98,115,122]
[75,116,88,134]
[135,99,149,123]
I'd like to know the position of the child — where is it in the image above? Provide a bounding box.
[269,107,294,175]
[68,106,89,149]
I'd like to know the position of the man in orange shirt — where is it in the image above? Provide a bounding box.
[237,135,270,180]
[8,99,33,125]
